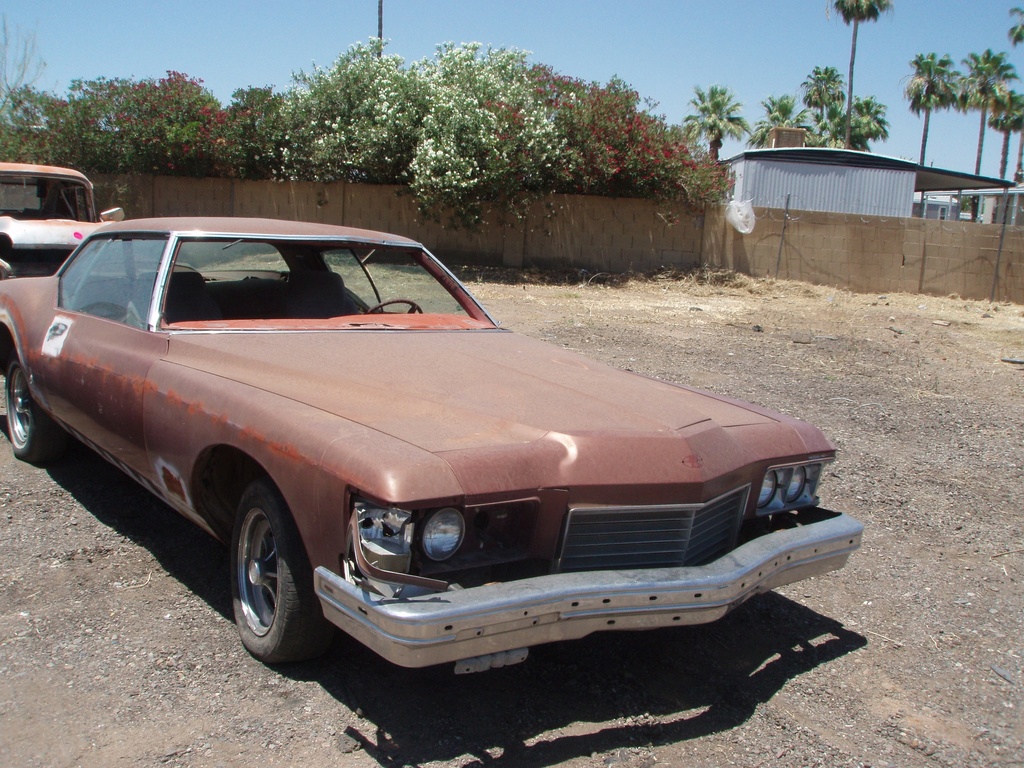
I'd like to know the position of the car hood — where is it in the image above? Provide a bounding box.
[0,216,102,248]
[164,330,830,486]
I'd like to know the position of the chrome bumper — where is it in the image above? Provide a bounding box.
[314,508,862,669]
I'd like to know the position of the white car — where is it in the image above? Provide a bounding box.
[0,162,124,278]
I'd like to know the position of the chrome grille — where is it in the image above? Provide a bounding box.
[557,488,748,572]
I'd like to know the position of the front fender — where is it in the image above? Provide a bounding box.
[142,358,465,570]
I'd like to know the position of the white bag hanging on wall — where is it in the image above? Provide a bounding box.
[725,199,755,234]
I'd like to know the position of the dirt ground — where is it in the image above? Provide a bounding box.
[1,269,1022,768]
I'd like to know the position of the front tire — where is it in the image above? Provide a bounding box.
[230,478,333,663]
[5,353,67,464]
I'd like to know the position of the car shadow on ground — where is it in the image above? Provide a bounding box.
[35,433,234,622]
[24,424,866,767]
[288,593,866,766]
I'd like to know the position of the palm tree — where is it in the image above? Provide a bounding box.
[748,95,813,148]
[988,89,1024,179]
[848,95,889,149]
[903,53,959,166]
[809,96,888,150]
[681,84,749,162]
[801,66,845,125]
[1016,120,1024,183]
[960,49,1018,175]
[1010,6,1024,46]
[831,0,894,149]
[806,101,847,148]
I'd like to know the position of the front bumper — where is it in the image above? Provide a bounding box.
[314,508,862,669]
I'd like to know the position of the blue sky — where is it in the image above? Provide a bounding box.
[7,1,1024,180]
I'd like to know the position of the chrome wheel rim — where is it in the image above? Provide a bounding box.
[7,366,33,450]
[237,508,278,636]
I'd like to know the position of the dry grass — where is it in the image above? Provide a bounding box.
[467,267,1024,368]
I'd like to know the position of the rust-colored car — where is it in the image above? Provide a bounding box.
[0,218,862,673]
[0,162,124,278]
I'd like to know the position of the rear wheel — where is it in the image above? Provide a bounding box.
[230,477,333,663]
[5,353,67,464]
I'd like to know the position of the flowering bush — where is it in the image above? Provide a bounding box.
[3,42,728,227]
[46,72,227,176]
[281,39,426,184]
[533,68,729,206]
[219,87,287,180]
[407,43,562,227]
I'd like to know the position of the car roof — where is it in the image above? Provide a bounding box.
[0,162,92,185]
[97,217,423,246]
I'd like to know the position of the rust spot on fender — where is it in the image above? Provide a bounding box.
[161,465,186,501]
[238,425,306,462]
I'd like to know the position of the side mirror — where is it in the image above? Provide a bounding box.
[0,258,11,280]
[100,207,126,222]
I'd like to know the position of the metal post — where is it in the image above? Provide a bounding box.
[775,193,791,277]
[991,188,1009,302]
[377,0,384,56]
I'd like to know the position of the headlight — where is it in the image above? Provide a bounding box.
[354,500,413,572]
[758,472,777,507]
[756,461,828,515]
[421,507,465,561]
[783,465,807,503]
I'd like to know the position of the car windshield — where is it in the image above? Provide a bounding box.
[160,236,492,330]
[0,175,93,222]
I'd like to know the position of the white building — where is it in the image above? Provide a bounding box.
[727,148,1009,219]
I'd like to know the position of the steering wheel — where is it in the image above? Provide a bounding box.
[80,302,127,321]
[364,299,423,314]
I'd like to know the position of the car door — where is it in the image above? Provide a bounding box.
[33,234,170,480]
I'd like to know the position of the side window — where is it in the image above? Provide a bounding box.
[63,184,91,222]
[59,236,168,327]
[161,239,288,324]
[0,178,40,215]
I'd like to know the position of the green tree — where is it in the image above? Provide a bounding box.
[682,84,749,162]
[220,87,286,180]
[0,85,52,162]
[1010,6,1024,46]
[903,53,959,165]
[801,66,845,124]
[988,89,1024,179]
[747,94,813,148]
[960,49,1018,175]
[809,96,888,150]
[831,0,894,149]
[850,95,890,147]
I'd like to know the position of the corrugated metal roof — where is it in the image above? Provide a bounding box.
[727,148,1010,194]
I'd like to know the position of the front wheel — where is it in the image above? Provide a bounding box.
[5,353,67,464]
[230,478,333,663]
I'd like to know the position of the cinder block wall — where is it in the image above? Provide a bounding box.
[92,175,1022,303]
[708,206,1023,303]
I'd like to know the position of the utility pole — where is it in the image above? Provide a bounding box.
[377,0,383,57]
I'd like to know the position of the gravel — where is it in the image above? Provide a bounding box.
[1,271,1021,767]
